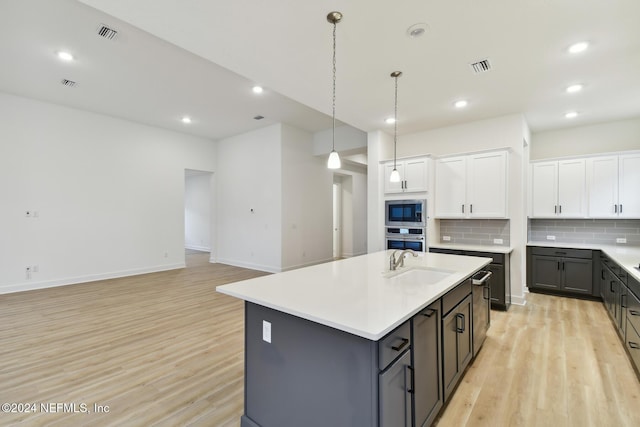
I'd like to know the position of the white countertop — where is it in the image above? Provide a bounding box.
[217,250,491,341]
[430,243,514,254]
[528,241,640,283]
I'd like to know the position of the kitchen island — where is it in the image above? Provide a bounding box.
[217,250,491,427]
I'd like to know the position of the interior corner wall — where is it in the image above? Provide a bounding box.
[216,124,282,272]
[281,124,333,270]
[530,117,640,160]
[367,130,393,253]
[0,92,217,294]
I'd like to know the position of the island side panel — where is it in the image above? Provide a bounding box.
[242,302,379,427]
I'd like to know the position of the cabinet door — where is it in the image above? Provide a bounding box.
[531,162,558,217]
[487,264,505,309]
[435,156,467,218]
[467,151,508,218]
[586,156,619,218]
[404,158,428,193]
[413,303,442,427]
[379,350,412,427]
[618,153,640,218]
[561,258,593,294]
[557,159,586,217]
[384,162,404,194]
[531,255,562,290]
[442,295,472,402]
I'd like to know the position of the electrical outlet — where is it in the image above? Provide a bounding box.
[493,238,504,244]
[25,266,32,280]
[262,321,271,343]
[25,211,32,217]
[442,236,451,241]
[546,235,556,241]
[616,237,627,244]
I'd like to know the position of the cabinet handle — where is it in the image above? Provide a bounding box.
[562,262,565,271]
[557,261,561,270]
[462,204,465,213]
[555,251,567,255]
[391,337,409,352]
[601,270,605,280]
[630,342,640,350]
[455,313,465,333]
[407,365,415,394]
[422,309,437,317]
[470,204,473,214]
[615,204,618,213]
[630,310,640,316]
[620,204,623,213]
[559,205,562,214]
[554,205,557,214]
[610,281,615,293]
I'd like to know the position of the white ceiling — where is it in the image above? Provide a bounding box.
[2,0,639,144]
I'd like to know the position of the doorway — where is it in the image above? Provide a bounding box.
[184,169,213,256]
[332,177,342,259]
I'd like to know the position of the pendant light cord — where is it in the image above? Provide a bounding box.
[393,74,398,169]
[332,21,337,152]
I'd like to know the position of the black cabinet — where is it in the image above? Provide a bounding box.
[528,247,593,296]
[430,248,510,310]
[442,282,472,402]
[412,301,442,427]
[601,253,628,338]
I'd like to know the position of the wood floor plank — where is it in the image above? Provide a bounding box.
[2,253,639,426]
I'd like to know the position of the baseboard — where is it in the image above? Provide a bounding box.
[185,244,210,252]
[0,263,185,295]
[215,258,281,274]
[340,251,366,258]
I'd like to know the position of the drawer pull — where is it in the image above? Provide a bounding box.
[555,251,567,255]
[407,365,415,394]
[391,338,409,352]
[422,309,437,318]
[629,342,640,350]
[630,310,640,316]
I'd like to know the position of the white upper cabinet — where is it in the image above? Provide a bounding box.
[587,153,640,218]
[531,159,586,218]
[435,150,508,218]
[383,157,428,194]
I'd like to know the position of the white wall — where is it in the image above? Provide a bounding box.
[366,130,393,253]
[338,171,367,257]
[531,117,640,160]
[281,124,333,270]
[368,114,528,305]
[184,171,212,252]
[0,92,217,294]
[216,124,282,272]
[312,124,368,156]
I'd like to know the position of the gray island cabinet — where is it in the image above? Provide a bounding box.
[217,251,490,427]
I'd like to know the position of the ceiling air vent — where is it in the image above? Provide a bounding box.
[61,79,77,88]
[469,59,492,74]
[253,115,265,120]
[97,24,118,40]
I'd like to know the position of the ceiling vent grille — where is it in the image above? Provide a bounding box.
[97,24,118,40]
[253,115,265,120]
[469,59,492,74]
[61,79,77,87]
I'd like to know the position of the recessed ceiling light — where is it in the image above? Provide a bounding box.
[566,84,583,93]
[252,86,264,94]
[57,51,74,61]
[565,111,578,119]
[407,23,428,38]
[385,117,396,124]
[181,116,192,124]
[568,41,589,54]
[454,100,468,108]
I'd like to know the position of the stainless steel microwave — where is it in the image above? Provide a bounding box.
[385,199,426,227]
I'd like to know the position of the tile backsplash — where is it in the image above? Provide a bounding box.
[439,219,510,246]
[529,219,640,246]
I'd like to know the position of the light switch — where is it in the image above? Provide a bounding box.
[262,320,271,343]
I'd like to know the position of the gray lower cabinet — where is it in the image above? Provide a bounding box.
[412,302,443,427]
[601,253,628,337]
[379,350,412,427]
[528,247,593,296]
[442,292,472,402]
[429,248,510,310]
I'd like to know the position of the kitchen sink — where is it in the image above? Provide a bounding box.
[384,266,453,285]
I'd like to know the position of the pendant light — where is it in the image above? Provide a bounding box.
[327,11,342,169]
[389,71,403,182]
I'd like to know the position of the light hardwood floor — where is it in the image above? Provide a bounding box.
[1,252,639,426]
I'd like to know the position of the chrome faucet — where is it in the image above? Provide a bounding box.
[389,249,418,271]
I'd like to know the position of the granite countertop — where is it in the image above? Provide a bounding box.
[430,243,514,254]
[528,241,640,282]
[217,250,491,340]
